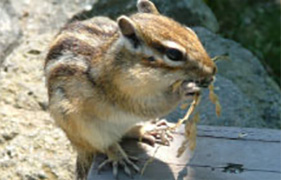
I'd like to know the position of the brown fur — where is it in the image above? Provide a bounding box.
[44,1,216,179]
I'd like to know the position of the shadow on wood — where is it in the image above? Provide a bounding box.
[88,125,281,180]
[87,130,192,180]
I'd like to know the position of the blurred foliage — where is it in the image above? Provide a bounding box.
[204,0,280,86]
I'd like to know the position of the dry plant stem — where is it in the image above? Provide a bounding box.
[211,54,230,62]
[171,93,201,130]
[172,80,183,93]
[209,83,221,117]
[176,139,188,158]
[140,145,161,175]
[186,113,200,151]
[175,82,221,158]
[177,112,200,157]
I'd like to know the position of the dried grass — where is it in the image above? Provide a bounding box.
[176,83,221,157]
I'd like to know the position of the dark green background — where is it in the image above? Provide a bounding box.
[204,0,280,85]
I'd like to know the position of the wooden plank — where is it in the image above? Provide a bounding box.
[88,125,281,180]
[196,125,281,142]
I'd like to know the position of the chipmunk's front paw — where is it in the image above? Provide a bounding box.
[126,119,174,146]
[139,119,174,146]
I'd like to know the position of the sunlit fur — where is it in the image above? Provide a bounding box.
[44,1,216,179]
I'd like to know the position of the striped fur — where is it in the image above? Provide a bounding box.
[45,1,216,179]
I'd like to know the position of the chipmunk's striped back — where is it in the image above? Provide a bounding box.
[44,17,119,93]
[46,17,118,64]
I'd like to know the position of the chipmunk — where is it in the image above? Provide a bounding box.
[44,0,216,179]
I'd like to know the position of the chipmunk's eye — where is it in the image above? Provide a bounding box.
[147,56,155,61]
[166,48,183,61]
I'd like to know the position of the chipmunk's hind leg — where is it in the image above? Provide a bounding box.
[98,143,140,179]
[76,151,94,180]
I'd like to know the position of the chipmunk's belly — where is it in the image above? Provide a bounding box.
[83,110,145,151]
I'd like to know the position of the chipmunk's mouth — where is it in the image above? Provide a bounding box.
[183,76,215,93]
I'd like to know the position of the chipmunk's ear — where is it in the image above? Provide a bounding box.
[137,0,159,14]
[117,16,140,48]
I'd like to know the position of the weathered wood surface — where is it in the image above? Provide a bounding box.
[88,125,281,180]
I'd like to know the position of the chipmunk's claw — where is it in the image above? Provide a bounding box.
[141,119,173,146]
[98,155,139,179]
[97,143,140,179]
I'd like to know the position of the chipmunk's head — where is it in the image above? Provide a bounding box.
[115,0,216,95]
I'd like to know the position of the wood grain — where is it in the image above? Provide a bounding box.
[88,125,281,180]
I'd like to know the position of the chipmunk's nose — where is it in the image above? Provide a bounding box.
[198,64,217,88]
[195,76,215,88]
